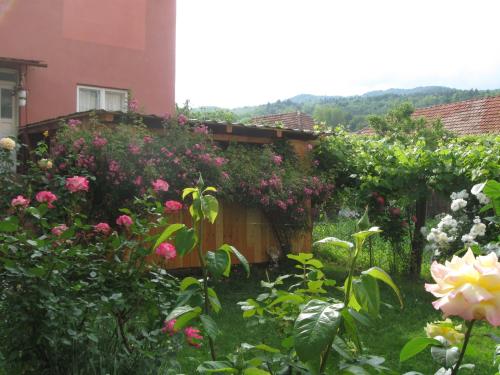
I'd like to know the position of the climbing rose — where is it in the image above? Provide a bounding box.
[67,119,82,127]
[273,155,283,165]
[128,98,139,112]
[66,176,89,193]
[156,242,176,260]
[164,200,183,214]
[161,319,178,335]
[425,319,464,345]
[35,191,58,208]
[11,195,30,209]
[94,222,111,235]
[51,224,68,237]
[152,178,169,192]
[425,248,500,326]
[116,215,133,228]
[178,114,188,125]
[184,327,203,348]
[0,137,15,151]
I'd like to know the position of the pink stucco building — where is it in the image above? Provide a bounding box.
[0,0,176,140]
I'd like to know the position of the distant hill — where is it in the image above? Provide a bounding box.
[191,86,500,131]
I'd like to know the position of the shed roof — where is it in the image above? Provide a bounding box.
[250,112,315,131]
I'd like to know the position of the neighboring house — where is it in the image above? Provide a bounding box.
[250,112,315,131]
[357,95,500,135]
[0,0,176,140]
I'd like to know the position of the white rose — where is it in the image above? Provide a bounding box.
[0,137,16,151]
[450,198,467,212]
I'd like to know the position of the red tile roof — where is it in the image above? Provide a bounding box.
[357,96,500,135]
[412,96,500,135]
[250,112,315,131]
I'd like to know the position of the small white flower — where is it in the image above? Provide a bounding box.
[450,198,467,212]
[461,234,476,244]
[450,190,469,200]
[476,192,490,205]
[470,222,486,237]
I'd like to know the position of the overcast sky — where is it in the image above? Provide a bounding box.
[176,0,500,108]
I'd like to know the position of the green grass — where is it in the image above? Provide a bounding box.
[177,220,499,374]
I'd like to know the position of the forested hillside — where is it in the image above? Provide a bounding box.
[192,86,500,131]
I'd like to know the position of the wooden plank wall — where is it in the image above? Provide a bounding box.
[166,202,312,269]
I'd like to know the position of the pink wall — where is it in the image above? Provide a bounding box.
[0,0,176,125]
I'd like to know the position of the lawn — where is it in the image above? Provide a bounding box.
[178,220,499,374]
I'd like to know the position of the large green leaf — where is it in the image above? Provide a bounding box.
[196,361,238,373]
[362,267,403,308]
[400,337,442,362]
[200,314,220,340]
[313,237,354,249]
[293,300,343,362]
[352,275,380,318]
[175,227,197,256]
[172,306,202,330]
[243,368,270,375]
[207,287,222,313]
[206,250,231,277]
[201,195,219,224]
[219,244,250,277]
[153,223,185,250]
[165,305,200,322]
[351,227,381,249]
[180,276,201,291]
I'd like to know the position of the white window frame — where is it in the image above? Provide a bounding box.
[76,85,128,112]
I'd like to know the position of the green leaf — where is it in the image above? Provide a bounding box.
[165,305,200,322]
[362,267,403,308]
[206,250,231,277]
[313,237,354,249]
[268,293,304,307]
[356,206,370,231]
[200,314,220,340]
[287,252,313,265]
[201,195,219,224]
[219,244,250,277]
[207,287,222,313]
[243,368,270,375]
[293,300,343,362]
[154,223,185,250]
[196,361,238,373]
[172,306,202,330]
[352,275,380,318]
[351,227,381,249]
[400,337,442,362]
[175,227,197,256]
[0,216,19,233]
[182,187,197,199]
[180,277,201,291]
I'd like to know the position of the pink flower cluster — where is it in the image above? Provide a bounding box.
[66,176,89,193]
[155,242,176,260]
[164,200,183,214]
[116,215,133,228]
[11,195,30,209]
[51,224,68,237]
[35,191,58,208]
[67,119,82,128]
[94,222,111,236]
[161,319,203,348]
[128,98,139,112]
[152,178,169,193]
[92,136,108,148]
[178,114,188,125]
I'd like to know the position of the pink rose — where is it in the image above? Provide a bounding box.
[155,242,176,260]
[273,155,283,165]
[67,119,82,127]
[425,249,500,326]
[66,176,89,193]
[116,215,133,228]
[94,222,111,236]
[184,327,203,348]
[92,136,108,148]
[35,191,58,208]
[143,136,153,144]
[11,195,30,209]
[133,176,143,186]
[152,179,169,193]
[164,200,183,214]
[51,224,68,237]
[178,114,188,125]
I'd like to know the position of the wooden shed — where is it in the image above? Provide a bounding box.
[21,110,321,268]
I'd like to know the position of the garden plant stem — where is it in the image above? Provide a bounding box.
[451,320,475,375]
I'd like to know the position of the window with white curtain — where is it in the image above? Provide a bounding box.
[77,86,127,112]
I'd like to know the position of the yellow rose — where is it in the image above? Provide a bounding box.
[43,130,49,138]
[425,319,464,345]
[0,137,16,151]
